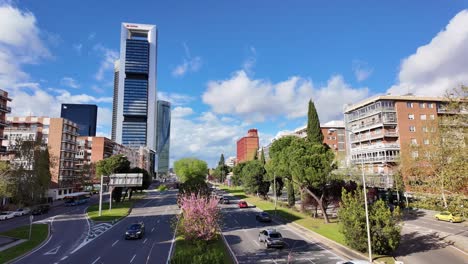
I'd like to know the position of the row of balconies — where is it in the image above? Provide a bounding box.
[349,117,397,133]
[351,142,400,152]
[347,106,396,122]
[351,155,399,164]
[350,130,398,143]
[0,105,11,113]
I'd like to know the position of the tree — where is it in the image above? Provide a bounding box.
[214,154,229,183]
[95,154,131,177]
[76,162,95,191]
[0,162,13,202]
[231,162,246,186]
[260,148,266,165]
[174,158,208,183]
[306,100,323,144]
[339,188,402,255]
[241,160,270,198]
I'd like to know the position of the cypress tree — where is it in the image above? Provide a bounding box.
[306,100,323,144]
[218,154,225,167]
[260,148,266,165]
[253,150,258,160]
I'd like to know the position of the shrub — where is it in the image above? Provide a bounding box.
[178,193,220,241]
[157,185,168,191]
[171,240,224,264]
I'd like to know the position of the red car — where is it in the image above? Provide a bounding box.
[238,201,248,208]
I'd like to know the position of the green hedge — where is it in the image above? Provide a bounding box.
[171,235,231,264]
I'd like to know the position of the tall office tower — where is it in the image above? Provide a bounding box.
[156,100,171,176]
[111,60,120,141]
[61,104,98,136]
[114,23,158,150]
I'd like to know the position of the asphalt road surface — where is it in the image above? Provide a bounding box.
[59,189,179,264]
[220,194,346,264]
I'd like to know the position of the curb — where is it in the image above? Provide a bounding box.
[7,223,51,264]
[219,226,239,264]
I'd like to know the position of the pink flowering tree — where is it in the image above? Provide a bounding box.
[178,193,221,242]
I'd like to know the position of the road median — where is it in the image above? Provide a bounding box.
[0,224,49,264]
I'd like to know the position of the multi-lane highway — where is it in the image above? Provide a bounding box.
[13,188,179,264]
[220,194,346,264]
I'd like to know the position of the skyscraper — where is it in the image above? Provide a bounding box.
[156,100,171,176]
[111,60,120,142]
[60,104,97,136]
[113,23,158,150]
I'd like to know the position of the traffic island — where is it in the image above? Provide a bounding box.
[0,224,49,263]
[170,234,234,264]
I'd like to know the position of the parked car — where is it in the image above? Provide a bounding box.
[435,211,463,223]
[238,200,248,208]
[31,204,50,215]
[125,222,145,239]
[0,211,16,220]
[13,208,31,216]
[256,212,272,222]
[258,229,285,248]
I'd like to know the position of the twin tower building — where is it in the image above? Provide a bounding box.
[112,23,171,176]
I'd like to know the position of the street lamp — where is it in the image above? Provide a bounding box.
[346,128,372,262]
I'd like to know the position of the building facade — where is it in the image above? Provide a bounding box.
[236,129,259,163]
[60,104,97,136]
[113,23,158,150]
[225,156,236,167]
[3,117,79,199]
[156,100,171,177]
[344,95,452,189]
[0,89,12,153]
[294,120,347,154]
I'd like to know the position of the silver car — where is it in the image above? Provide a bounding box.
[258,229,285,248]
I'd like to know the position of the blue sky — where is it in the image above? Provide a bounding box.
[1,0,468,167]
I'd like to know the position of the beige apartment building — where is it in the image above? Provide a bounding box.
[344,95,453,189]
[3,116,78,199]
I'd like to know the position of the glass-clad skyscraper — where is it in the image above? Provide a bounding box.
[113,23,158,150]
[156,100,171,176]
[60,104,97,136]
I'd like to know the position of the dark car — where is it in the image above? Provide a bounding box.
[258,229,285,248]
[125,222,145,239]
[31,204,50,215]
[220,196,229,204]
[256,212,272,222]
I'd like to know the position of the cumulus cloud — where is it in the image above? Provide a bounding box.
[0,4,51,88]
[172,43,202,77]
[352,60,373,82]
[157,91,195,106]
[94,44,118,81]
[60,77,80,89]
[172,107,194,118]
[388,10,468,96]
[202,70,369,123]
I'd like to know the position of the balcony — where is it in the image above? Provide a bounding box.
[63,129,78,136]
[61,138,77,144]
[351,142,400,153]
[347,107,396,122]
[352,155,399,164]
[0,120,10,127]
[0,105,11,113]
[350,131,399,143]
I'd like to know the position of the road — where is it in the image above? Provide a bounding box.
[60,189,179,264]
[220,194,346,264]
[395,210,468,264]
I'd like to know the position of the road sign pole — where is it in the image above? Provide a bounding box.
[109,186,112,211]
[99,175,103,216]
[29,215,33,240]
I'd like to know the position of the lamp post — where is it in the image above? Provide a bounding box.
[347,128,372,262]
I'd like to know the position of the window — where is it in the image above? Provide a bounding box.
[407,102,414,108]
[411,138,417,145]
[420,114,426,120]
[423,139,429,145]
[419,102,426,108]
[428,103,434,108]
[431,127,436,133]
[408,114,415,120]
[412,151,419,158]
[409,126,416,132]
[422,126,428,132]
[430,114,435,120]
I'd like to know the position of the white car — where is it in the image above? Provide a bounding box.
[0,211,16,220]
[13,208,31,216]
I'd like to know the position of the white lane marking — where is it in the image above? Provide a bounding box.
[91,256,101,264]
[112,240,119,247]
[253,240,261,247]
[166,215,181,264]
[143,238,148,244]
[151,227,155,232]
[44,245,61,255]
[60,256,68,261]
[450,245,468,256]
[130,254,137,263]
[308,258,317,264]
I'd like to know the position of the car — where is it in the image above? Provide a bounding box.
[13,208,31,216]
[238,200,248,208]
[31,204,50,215]
[221,196,229,204]
[125,222,145,239]
[256,212,272,222]
[336,261,371,264]
[0,211,16,220]
[435,211,463,223]
[258,229,285,248]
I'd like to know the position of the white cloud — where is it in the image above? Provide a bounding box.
[157,92,195,106]
[97,107,112,128]
[172,107,194,118]
[388,10,468,96]
[172,43,202,77]
[60,77,80,89]
[352,60,373,82]
[73,43,83,55]
[242,46,257,74]
[0,4,51,88]
[202,70,369,123]
[94,44,118,81]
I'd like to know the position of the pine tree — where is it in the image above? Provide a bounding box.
[306,100,323,144]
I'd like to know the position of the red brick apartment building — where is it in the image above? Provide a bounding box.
[237,129,259,163]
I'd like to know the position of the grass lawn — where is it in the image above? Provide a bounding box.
[87,192,146,222]
[171,234,233,264]
[219,185,395,263]
[0,224,49,263]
